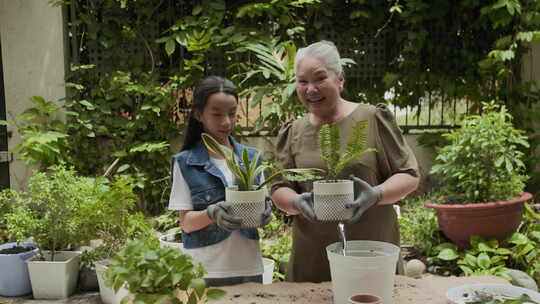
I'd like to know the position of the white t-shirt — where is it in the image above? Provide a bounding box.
[168,157,263,278]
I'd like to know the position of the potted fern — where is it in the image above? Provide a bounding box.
[314,120,375,221]
[201,133,323,228]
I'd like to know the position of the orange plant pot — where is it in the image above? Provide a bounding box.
[425,192,533,249]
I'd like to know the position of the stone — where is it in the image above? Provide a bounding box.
[405,259,426,279]
[506,268,538,291]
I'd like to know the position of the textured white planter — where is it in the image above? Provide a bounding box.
[95,260,129,304]
[159,232,184,252]
[26,251,81,299]
[313,180,354,221]
[226,187,265,228]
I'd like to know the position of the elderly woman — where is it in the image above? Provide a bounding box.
[271,40,420,283]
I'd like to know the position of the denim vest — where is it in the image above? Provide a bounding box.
[173,136,261,249]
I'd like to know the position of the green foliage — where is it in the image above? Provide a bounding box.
[506,203,540,284]
[430,101,529,204]
[0,189,17,244]
[318,120,375,180]
[258,214,292,281]
[233,38,305,134]
[3,166,106,261]
[201,133,323,191]
[105,239,224,304]
[78,177,156,267]
[64,68,183,215]
[399,194,443,256]
[14,96,71,170]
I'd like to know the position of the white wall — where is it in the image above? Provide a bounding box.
[0,0,66,189]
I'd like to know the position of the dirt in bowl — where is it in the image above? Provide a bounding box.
[0,245,36,255]
[463,291,539,304]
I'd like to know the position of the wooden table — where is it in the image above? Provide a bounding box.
[216,275,509,304]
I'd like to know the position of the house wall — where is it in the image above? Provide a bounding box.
[522,42,540,182]
[0,0,66,190]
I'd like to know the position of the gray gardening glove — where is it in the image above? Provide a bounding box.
[292,192,317,222]
[207,201,243,231]
[260,196,274,227]
[346,175,382,224]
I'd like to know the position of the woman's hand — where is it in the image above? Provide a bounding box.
[346,175,382,224]
[292,192,317,222]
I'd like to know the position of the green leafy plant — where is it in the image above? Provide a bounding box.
[201,133,324,191]
[78,176,156,267]
[3,165,111,261]
[507,203,540,284]
[13,96,72,170]
[399,193,444,257]
[428,236,513,280]
[0,189,17,244]
[258,215,292,281]
[105,239,224,304]
[318,120,375,180]
[430,101,529,204]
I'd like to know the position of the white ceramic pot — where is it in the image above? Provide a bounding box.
[26,250,81,299]
[95,260,129,304]
[225,187,265,228]
[262,257,275,285]
[313,180,354,221]
[159,232,184,252]
[0,242,37,296]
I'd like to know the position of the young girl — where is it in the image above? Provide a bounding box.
[168,76,272,286]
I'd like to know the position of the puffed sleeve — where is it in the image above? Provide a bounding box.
[373,103,420,179]
[270,120,299,193]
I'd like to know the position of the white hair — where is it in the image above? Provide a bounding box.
[294,40,342,76]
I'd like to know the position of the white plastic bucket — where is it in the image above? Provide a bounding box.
[262,258,275,285]
[326,240,400,304]
[159,232,184,252]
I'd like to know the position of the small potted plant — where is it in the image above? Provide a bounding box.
[201,133,324,228]
[0,189,37,297]
[426,101,533,249]
[314,120,375,221]
[76,176,155,304]
[105,238,225,304]
[4,165,104,299]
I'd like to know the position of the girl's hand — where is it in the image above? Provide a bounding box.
[207,201,243,231]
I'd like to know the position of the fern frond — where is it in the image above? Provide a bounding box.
[346,120,369,155]
[319,124,332,168]
[329,123,341,171]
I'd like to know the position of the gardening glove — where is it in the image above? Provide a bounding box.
[207,201,243,231]
[292,192,317,222]
[260,196,274,227]
[345,175,382,224]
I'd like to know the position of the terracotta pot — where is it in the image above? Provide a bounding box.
[425,192,533,249]
[348,294,382,304]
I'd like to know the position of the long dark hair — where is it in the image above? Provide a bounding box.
[181,76,239,151]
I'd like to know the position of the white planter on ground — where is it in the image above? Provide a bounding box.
[226,187,265,228]
[159,232,184,252]
[0,242,37,296]
[262,258,275,285]
[313,180,354,221]
[26,250,81,299]
[95,260,129,304]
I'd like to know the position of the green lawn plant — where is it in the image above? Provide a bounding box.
[318,120,375,181]
[430,101,529,204]
[201,133,324,191]
[106,239,224,304]
[0,189,16,244]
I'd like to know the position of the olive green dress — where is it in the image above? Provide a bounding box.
[271,103,420,283]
